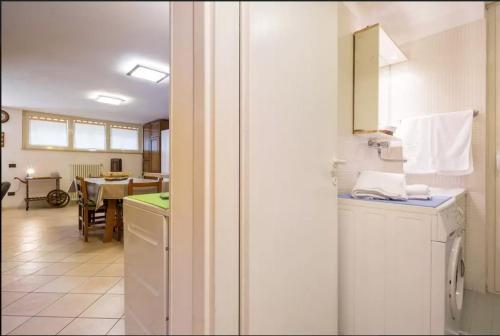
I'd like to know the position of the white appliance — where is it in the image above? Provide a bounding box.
[339,188,466,335]
[124,197,170,335]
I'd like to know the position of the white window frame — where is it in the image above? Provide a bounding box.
[109,124,141,152]
[25,115,70,150]
[73,119,107,151]
[22,110,143,153]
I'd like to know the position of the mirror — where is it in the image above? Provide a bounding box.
[353,24,407,136]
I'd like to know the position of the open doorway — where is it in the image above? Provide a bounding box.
[1,2,170,334]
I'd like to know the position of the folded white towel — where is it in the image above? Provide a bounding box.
[394,110,474,175]
[407,194,432,200]
[352,170,408,200]
[405,184,431,200]
[406,184,430,196]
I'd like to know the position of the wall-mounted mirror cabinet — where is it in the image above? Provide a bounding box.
[353,24,407,137]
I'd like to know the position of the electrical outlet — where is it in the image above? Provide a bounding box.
[8,163,16,168]
[7,192,15,196]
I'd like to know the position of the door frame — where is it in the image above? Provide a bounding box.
[170,2,240,334]
[486,1,500,294]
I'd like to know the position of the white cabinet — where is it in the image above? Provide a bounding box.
[124,199,169,335]
[339,201,432,335]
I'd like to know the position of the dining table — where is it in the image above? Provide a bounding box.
[68,177,169,242]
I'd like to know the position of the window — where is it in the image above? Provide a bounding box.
[28,117,69,148]
[110,126,139,151]
[23,110,142,153]
[73,120,106,150]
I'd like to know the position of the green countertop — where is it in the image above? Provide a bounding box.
[126,192,170,209]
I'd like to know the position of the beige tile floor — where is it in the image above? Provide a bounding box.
[1,206,125,335]
[461,290,500,335]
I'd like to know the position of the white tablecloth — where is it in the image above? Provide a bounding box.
[68,177,169,209]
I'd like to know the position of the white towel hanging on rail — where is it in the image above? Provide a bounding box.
[394,110,474,175]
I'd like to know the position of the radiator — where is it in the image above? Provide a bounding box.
[69,163,103,200]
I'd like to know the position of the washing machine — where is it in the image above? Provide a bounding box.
[338,188,466,335]
[431,188,466,335]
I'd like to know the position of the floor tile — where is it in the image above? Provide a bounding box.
[2,292,63,316]
[77,245,112,254]
[1,292,28,308]
[106,279,124,295]
[87,253,122,264]
[32,252,72,263]
[80,294,124,318]
[7,251,46,262]
[112,256,124,265]
[3,262,52,276]
[1,261,24,272]
[2,275,58,292]
[9,316,73,335]
[1,251,21,261]
[1,315,30,335]
[490,293,500,332]
[34,276,89,293]
[61,254,98,263]
[35,262,82,276]
[71,277,121,294]
[64,263,109,276]
[38,293,100,318]
[1,275,23,287]
[461,290,500,334]
[2,206,124,334]
[58,317,118,335]
[107,319,125,335]
[96,264,123,277]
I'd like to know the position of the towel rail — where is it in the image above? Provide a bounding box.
[396,110,479,124]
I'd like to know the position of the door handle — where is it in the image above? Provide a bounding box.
[330,158,346,186]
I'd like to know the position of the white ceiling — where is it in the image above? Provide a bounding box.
[344,1,485,45]
[1,2,170,124]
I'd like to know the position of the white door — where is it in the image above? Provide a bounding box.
[240,2,339,334]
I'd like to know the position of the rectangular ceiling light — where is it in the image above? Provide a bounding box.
[127,65,169,83]
[96,95,125,106]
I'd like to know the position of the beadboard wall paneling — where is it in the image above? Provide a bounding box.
[338,18,487,292]
[390,20,487,293]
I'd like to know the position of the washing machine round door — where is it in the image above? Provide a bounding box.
[448,233,465,320]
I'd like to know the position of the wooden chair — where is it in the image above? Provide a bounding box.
[74,177,84,231]
[114,178,163,242]
[128,177,163,195]
[76,177,107,242]
[143,173,165,180]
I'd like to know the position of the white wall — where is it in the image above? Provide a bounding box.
[1,108,142,208]
[338,16,488,292]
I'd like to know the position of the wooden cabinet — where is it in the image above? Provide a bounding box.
[143,119,169,174]
[143,124,152,173]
